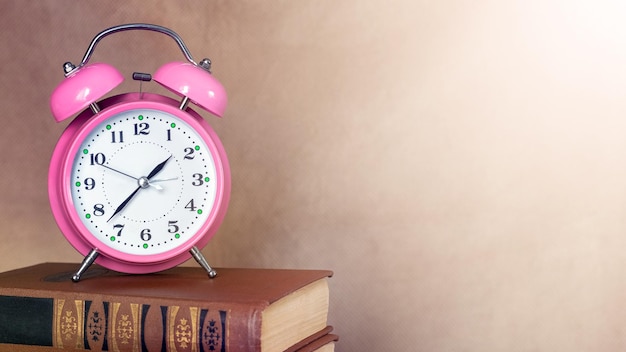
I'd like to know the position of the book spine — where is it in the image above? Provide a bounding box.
[0,295,238,352]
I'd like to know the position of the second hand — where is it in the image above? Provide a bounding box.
[100,164,138,181]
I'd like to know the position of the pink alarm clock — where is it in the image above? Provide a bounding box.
[48,24,230,281]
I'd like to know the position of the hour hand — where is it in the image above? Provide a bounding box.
[147,155,172,179]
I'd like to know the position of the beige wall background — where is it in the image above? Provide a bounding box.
[2,0,626,350]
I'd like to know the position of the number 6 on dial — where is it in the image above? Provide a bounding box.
[48,24,230,281]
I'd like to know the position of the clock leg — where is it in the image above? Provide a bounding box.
[190,246,217,278]
[72,249,99,282]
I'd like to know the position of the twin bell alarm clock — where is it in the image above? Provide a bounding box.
[48,24,230,282]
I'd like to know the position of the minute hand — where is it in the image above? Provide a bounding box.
[107,186,141,222]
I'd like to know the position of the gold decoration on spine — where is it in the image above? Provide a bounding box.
[53,299,65,348]
[109,302,141,351]
[168,306,201,352]
[131,303,140,352]
[73,299,85,349]
[53,298,85,349]
[110,302,120,351]
[168,305,180,351]
[189,307,199,352]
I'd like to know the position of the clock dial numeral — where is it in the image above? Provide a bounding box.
[168,220,179,233]
[90,153,106,165]
[113,224,125,237]
[111,131,124,143]
[166,129,172,141]
[185,199,197,212]
[93,204,105,217]
[191,173,204,186]
[183,147,195,160]
[140,228,152,241]
[84,178,96,190]
[134,122,150,135]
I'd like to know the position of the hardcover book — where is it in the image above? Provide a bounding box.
[286,331,338,352]
[0,263,333,352]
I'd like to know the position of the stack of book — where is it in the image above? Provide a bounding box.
[0,263,338,351]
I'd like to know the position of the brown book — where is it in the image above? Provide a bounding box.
[289,331,338,352]
[0,263,332,352]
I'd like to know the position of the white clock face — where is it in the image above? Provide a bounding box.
[69,108,218,256]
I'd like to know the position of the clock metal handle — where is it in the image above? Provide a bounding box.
[66,23,211,75]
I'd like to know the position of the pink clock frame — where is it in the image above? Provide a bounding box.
[47,24,232,280]
[48,93,231,274]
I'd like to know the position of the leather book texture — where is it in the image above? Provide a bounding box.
[0,263,332,352]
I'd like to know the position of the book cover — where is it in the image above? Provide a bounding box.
[288,328,338,352]
[0,263,332,352]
